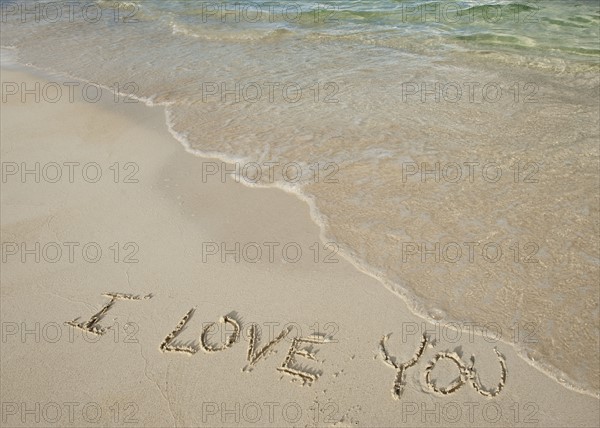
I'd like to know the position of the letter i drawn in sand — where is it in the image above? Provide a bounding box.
[65,292,152,336]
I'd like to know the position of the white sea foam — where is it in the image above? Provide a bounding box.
[1,0,598,396]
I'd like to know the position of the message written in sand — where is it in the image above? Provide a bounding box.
[65,292,327,386]
[65,292,507,397]
[379,333,507,400]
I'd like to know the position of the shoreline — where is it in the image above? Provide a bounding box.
[7,53,595,399]
[1,61,599,426]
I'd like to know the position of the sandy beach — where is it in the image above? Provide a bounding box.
[1,62,599,427]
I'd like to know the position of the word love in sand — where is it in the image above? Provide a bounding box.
[65,292,329,386]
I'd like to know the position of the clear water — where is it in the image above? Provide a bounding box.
[1,0,599,395]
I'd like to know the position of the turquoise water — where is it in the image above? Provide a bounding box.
[148,0,600,65]
[3,1,599,67]
[1,0,599,395]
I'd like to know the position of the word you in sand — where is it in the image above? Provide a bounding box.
[379,333,507,400]
[65,292,507,397]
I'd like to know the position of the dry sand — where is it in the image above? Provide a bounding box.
[1,65,599,427]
